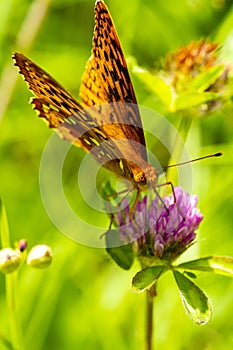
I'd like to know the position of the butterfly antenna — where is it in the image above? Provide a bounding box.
[163,152,223,170]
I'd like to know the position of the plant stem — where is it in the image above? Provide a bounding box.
[0,199,10,247]
[146,285,156,350]
[0,200,23,350]
[6,272,23,350]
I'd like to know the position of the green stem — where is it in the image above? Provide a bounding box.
[0,199,10,247]
[0,200,23,350]
[146,285,156,350]
[6,273,23,350]
[166,115,193,183]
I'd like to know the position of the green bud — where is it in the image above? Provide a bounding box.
[0,248,22,274]
[27,245,52,269]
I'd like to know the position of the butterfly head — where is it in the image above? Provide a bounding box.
[131,163,157,191]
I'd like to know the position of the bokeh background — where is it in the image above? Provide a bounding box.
[0,0,233,349]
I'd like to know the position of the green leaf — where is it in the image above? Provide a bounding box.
[222,31,233,67]
[0,199,10,248]
[184,271,197,279]
[0,333,14,350]
[105,229,134,270]
[173,91,219,111]
[173,271,212,325]
[189,65,225,91]
[132,265,167,292]
[133,66,173,108]
[176,256,233,277]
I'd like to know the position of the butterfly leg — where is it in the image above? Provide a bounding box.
[129,186,140,216]
[104,186,146,239]
[99,210,114,239]
[103,187,133,235]
[155,180,176,201]
[151,186,169,214]
[105,185,140,225]
[105,187,132,203]
[155,181,185,220]
[128,186,145,237]
[100,187,135,239]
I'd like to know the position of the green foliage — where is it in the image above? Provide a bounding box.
[106,229,134,270]
[173,91,219,111]
[130,255,233,325]
[173,271,212,325]
[132,65,173,108]
[134,61,231,112]
[188,65,225,91]
[132,265,167,291]
[177,256,233,277]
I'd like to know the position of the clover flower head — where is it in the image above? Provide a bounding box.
[166,40,219,85]
[113,187,203,261]
[165,40,230,113]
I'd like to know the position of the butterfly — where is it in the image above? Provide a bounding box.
[13,0,157,201]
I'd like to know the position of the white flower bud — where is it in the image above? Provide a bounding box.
[0,248,22,274]
[27,245,52,269]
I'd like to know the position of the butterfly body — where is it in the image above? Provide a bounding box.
[13,0,157,193]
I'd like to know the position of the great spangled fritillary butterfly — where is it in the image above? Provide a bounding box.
[13,0,157,197]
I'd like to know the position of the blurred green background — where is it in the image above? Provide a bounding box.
[0,0,233,349]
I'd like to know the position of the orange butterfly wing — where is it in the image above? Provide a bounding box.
[13,52,133,177]
[13,0,157,186]
[80,0,147,161]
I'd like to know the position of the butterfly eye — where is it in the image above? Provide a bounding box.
[134,172,147,189]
